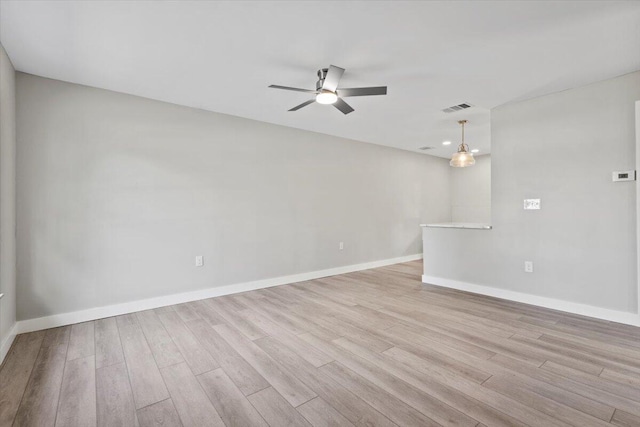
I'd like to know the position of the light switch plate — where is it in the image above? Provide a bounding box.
[524,199,541,210]
[612,171,635,182]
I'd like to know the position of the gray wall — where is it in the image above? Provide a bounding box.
[450,155,491,223]
[637,101,640,314]
[424,71,640,313]
[0,44,16,347]
[16,73,452,321]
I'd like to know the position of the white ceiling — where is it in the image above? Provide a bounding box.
[2,1,639,158]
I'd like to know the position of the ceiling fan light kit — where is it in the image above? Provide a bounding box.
[269,65,387,115]
[316,90,338,104]
[450,120,476,168]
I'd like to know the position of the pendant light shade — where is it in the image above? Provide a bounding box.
[450,150,475,167]
[450,120,475,168]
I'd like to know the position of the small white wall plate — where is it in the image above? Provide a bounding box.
[612,171,635,182]
[524,199,541,210]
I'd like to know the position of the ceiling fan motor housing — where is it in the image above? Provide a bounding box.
[316,68,329,91]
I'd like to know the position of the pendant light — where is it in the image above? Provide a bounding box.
[450,120,475,168]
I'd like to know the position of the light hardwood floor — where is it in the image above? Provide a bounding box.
[1,260,640,427]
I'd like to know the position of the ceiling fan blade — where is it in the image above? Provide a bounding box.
[288,99,316,111]
[333,98,354,115]
[338,86,387,97]
[321,65,345,92]
[269,85,317,94]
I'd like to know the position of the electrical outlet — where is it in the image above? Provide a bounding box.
[339,242,344,250]
[195,255,204,267]
[524,261,533,273]
[524,199,540,210]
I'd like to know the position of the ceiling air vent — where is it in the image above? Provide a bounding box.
[442,103,472,113]
[418,146,434,151]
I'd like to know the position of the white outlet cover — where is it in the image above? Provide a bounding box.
[195,255,204,267]
[524,199,541,210]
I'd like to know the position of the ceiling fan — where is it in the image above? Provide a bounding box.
[269,65,387,115]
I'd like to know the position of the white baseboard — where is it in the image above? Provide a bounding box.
[422,275,640,327]
[0,322,18,366]
[13,254,422,336]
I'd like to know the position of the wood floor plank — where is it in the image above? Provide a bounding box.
[96,362,137,427]
[241,298,307,335]
[413,306,514,339]
[137,399,183,427]
[284,285,354,314]
[297,397,356,427]
[305,281,364,308]
[557,316,640,340]
[66,322,95,361]
[185,319,269,396]
[380,346,569,427]
[513,314,640,351]
[116,315,170,409]
[204,299,267,340]
[55,355,97,427]
[402,318,547,367]
[285,314,344,343]
[377,337,612,423]
[492,354,640,418]
[508,334,614,376]
[239,308,333,367]
[255,336,398,427]
[315,313,395,352]
[482,374,611,427]
[0,331,46,426]
[374,328,491,384]
[213,323,317,407]
[216,294,248,311]
[159,362,224,427]
[258,288,305,306]
[319,361,442,427]
[153,305,175,314]
[599,367,640,388]
[331,336,519,427]
[611,409,640,427]
[341,305,399,330]
[135,310,184,368]
[95,317,124,369]
[247,387,312,427]
[304,333,481,427]
[14,344,67,427]
[173,304,199,323]
[157,311,218,375]
[385,324,496,361]
[197,368,268,427]
[540,361,640,402]
[538,332,640,363]
[41,327,71,348]
[117,313,139,327]
[272,301,353,342]
[480,366,614,421]
[186,300,226,327]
